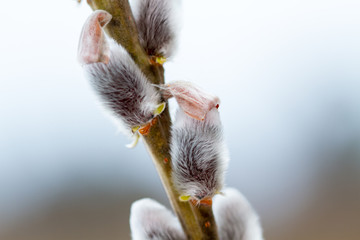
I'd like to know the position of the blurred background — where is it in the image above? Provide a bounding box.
[0,0,359,239]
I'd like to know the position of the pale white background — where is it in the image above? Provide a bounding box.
[0,1,359,239]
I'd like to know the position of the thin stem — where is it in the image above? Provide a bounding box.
[191,204,219,240]
[85,0,219,239]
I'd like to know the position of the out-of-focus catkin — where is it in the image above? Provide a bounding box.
[130,0,179,61]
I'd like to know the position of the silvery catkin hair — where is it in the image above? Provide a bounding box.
[130,0,178,58]
[78,10,164,138]
[171,108,229,203]
[213,188,264,240]
[130,198,186,240]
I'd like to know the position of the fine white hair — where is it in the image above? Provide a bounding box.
[171,108,229,200]
[130,198,186,240]
[83,39,161,134]
[213,188,264,240]
[129,0,179,58]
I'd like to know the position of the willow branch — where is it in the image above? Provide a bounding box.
[86,0,218,239]
[191,205,219,240]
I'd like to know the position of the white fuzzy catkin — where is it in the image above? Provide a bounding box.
[83,39,161,131]
[171,108,229,202]
[130,0,178,58]
[78,11,161,135]
[130,198,186,240]
[213,188,264,240]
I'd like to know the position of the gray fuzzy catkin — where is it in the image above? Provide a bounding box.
[171,108,229,201]
[213,188,264,240]
[130,198,186,240]
[130,0,178,57]
[83,39,161,134]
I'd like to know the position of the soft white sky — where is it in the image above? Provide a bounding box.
[0,0,359,229]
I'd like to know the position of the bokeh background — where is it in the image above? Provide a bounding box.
[1,0,359,239]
